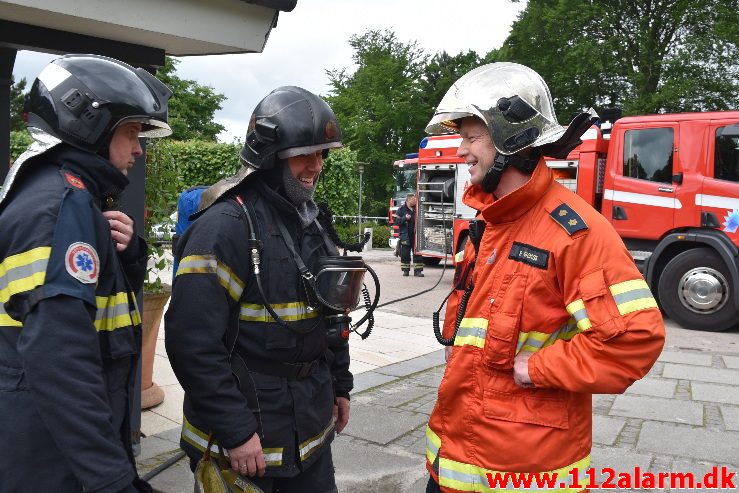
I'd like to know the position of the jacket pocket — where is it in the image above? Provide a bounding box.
[579,268,626,340]
[483,380,569,429]
[0,363,26,391]
[483,272,527,370]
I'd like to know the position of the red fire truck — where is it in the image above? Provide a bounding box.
[410,111,739,332]
[388,154,419,247]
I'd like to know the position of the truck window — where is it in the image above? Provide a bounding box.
[623,128,673,183]
[715,124,739,183]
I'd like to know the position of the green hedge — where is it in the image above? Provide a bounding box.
[10,131,32,163]
[333,220,390,249]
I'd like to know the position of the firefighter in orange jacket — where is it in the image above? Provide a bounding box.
[423,63,665,493]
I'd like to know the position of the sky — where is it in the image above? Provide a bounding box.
[12,0,525,143]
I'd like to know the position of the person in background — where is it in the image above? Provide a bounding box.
[422,62,665,493]
[395,193,424,277]
[0,54,172,492]
[166,86,351,493]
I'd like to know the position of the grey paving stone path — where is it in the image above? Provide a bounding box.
[138,346,739,493]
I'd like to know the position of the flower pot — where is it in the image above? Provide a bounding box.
[141,290,170,409]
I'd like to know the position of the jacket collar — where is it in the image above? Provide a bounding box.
[48,145,129,206]
[463,158,554,224]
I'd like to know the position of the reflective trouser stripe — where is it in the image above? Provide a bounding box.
[94,292,141,331]
[454,318,487,348]
[240,302,319,322]
[177,255,245,302]
[298,420,334,462]
[0,246,51,327]
[438,454,591,492]
[426,425,441,467]
[181,417,283,466]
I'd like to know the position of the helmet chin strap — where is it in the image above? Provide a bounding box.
[480,152,539,193]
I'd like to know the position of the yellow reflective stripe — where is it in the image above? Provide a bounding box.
[610,279,658,316]
[94,292,140,331]
[0,313,21,327]
[516,319,582,354]
[177,255,244,301]
[425,425,441,466]
[240,302,319,323]
[181,416,226,459]
[263,448,283,467]
[298,420,334,462]
[181,416,283,465]
[438,453,591,492]
[0,246,50,303]
[454,318,488,348]
[565,299,591,331]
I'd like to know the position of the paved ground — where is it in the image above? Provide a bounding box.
[137,248,739,492]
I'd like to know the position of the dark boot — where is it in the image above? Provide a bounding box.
[414,271,424,277]
[403,270,409,277]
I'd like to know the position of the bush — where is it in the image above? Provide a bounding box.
[331,219,390,249]
[10,131,32,163]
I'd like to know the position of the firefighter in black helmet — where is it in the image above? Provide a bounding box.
[166,86,351,492]
[0,54,172,492]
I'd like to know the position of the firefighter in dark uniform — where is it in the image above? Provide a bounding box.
[165,86,352,493]
[395,193,424,277]
[0,55,172,492]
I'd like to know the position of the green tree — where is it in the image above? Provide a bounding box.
[156,57,227,141]
[325,30,430,216]
[421,50,482,110]
[314,146,360,216]
[496,0,739,118]
[10,76,28,132]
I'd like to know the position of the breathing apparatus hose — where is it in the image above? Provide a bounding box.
[349,262,380,339]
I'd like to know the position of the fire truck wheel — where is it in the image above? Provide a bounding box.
[423,257,441,266]
[658,247,737,332]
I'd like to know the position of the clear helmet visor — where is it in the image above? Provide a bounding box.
[314,256,367,312]
[425,63,566,155]
[115,116,172,139]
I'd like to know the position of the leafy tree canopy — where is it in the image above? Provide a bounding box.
[325,30,431,216]
[156,57,227,141]
[10,76,27,132]
[495,0,739,118]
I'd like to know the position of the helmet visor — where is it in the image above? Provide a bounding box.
[277,141,342,159]
[116,116,172,138]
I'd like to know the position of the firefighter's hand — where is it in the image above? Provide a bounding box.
[229,433,266,477]
[103,211,134,252]
[405,213,412,220]
[513,351,535,388]
[445,346,453,362]
[333,396,350,433]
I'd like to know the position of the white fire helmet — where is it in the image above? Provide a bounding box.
[425,62,565,156]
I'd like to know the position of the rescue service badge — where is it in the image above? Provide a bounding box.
[65,242,99,284]
[64,172,86,189]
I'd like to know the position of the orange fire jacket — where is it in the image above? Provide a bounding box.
[426,162,665,492]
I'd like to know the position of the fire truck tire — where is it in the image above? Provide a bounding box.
[658,248,737,332]
[423,257,442,266]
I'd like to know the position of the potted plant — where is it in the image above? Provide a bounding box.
[141,141,179,409]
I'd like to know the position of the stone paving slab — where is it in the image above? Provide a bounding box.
[353,371,400,394]
[333,436,427,493]
[590,446,653,487]
[625,377,678,398]
[658,350,714,366]
[670,460,737,492]
[721,405,739,432]
[637,422,739,465]
[610,394,704,425]
[723,355,739,370]
[342,404,429,445]
[691,382,739,405]
[662,363,739,385]
[354,381,436,409]
[593,415,627,446]
[375,350,445,377]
